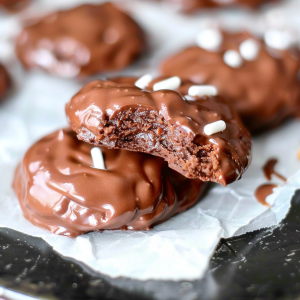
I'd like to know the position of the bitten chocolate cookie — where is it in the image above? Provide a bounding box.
[15,3,145,77]
[0,63,11,102]
[13,129,205,237]
[163,0,277,13]
[66,76,251,186]
[161,30,300,133]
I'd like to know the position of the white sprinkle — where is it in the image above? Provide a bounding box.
[188,85,218,97]
[264,30,292,50]
[239,38,261,61]
[223,50,243,68]
[196,29,223,52]
[153,76,181,91]
[134,74,153,89]
[184,95,196,101]
[91,147,105,170]
[204,120,226,135]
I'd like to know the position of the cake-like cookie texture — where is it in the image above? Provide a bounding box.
[161,30,300,133]
[0,63,11,102]
[15,3,145,77]
[13,129,206,237]
[163,0,277,13]
[66,76,251,186]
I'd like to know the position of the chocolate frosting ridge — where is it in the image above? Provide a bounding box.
[13,129,206,237]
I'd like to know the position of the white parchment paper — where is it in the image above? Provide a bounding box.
[0,0,300,281]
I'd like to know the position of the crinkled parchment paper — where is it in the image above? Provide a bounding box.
[0,0,300,281]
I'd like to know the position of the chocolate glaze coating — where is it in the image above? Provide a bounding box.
[66,77,251,186]
[163,0,277,13]
[13,129,206,237]
[161,31,300,133]
[0,63,11,102]
[15,3,145,77]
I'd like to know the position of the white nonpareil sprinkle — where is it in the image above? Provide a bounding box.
[184,95,196,101]
[204,120,226,135]
[188,85,218,97]
[196,28,223,52]
[135,74,153,89]
[264,30,292,50]
[223,50,243,68]
[239,38,261,61]
[153,76,181,91]
[91,147,106,170]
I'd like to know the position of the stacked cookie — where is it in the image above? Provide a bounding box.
[13,76,251,237]
[15,3,145,77]
[161,29,300,133]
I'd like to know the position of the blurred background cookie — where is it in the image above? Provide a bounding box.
[15,3,145,78]
[161,29,300,133]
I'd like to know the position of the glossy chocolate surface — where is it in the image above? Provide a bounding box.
[66,77,251,185]
[13,129,205,237]
[15,3,145,77]
[161,31,300,133]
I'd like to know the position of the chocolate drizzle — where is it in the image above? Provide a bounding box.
[13,129,206,237]
[263,158,287,182]
[255,184,277,207]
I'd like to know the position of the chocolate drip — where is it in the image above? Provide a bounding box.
[255,184,277,207]
[255,158,286,206]
[263,158,287,182]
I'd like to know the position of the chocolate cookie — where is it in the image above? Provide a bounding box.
[161,30,300,133]
[163,0,277,13]
[13,129,205,237]
[15,3,145,78]
[66,76,251,186]
[0,63,11,102]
